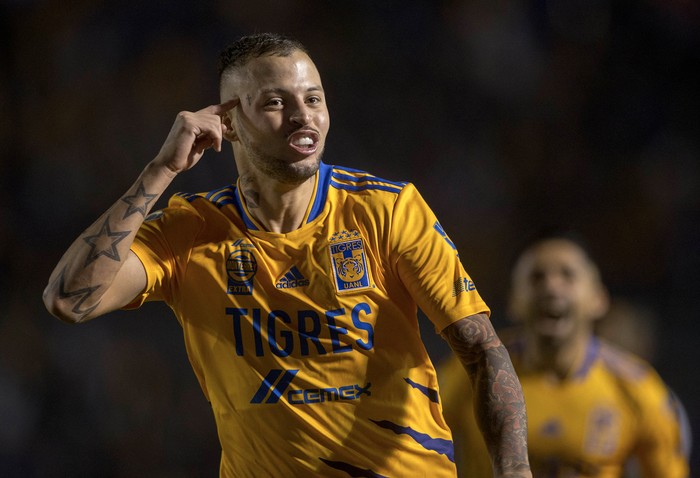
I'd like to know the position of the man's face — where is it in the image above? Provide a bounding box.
[509,239,608,344]
[221,50,330,184]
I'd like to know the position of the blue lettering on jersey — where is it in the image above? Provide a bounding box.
[326,308,353,353]
[351,302,374,350]
[268,310,294,357]
[251,368,372,405]
[452,277,477,297]
[226,303,375,357]
[275,265,310,289]
[297,310,326,355]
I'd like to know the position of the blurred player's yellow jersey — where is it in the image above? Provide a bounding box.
[128,162,489,477]
[438,335,689,478]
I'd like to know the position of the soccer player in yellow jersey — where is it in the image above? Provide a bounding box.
[439,234,689,477]
[43,33,532,477]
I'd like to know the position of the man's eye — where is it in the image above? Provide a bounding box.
[266,99,283,107]
[307,96,321,104]
[561,267,576,280]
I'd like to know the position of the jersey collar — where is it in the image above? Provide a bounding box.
[232,161,333,231]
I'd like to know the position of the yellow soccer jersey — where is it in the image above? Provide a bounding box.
[438,333,689,478]
[128,162,490,477]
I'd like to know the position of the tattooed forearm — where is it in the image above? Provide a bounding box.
[44,162,172,324]
[82,217,131,266]
[442,315,531,476]
[477,347,530,474]
[42,267,103,321]
[121,181,157,218]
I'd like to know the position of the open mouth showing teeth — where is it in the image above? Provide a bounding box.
[289,131,319,154]
[292,137,314,147]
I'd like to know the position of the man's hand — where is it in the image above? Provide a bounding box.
[154,98,239,176]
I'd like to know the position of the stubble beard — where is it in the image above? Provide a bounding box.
[242,136,323,185]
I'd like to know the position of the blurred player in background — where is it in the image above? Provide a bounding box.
[438,233,689,477]
[43,33,531,477]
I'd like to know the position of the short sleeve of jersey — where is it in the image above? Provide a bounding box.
[389,183,489,332]
[127,200,204,309]
[633,367,690,477]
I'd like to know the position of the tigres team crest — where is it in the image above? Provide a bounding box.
[329,230,372,293]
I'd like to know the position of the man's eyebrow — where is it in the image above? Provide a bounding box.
[259,86,324,95]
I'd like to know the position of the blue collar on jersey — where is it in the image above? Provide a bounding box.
[231,161,333,231]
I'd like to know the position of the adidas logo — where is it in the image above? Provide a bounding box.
[275,265,310,289]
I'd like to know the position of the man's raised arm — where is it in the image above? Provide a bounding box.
[441,313,532,478]
[43,100,238,323]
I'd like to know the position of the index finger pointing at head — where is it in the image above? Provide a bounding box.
[208,98,240,116]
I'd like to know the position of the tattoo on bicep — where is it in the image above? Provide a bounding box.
[82,217,131,266]
[121,181,157,218]
[442,314,501,365]
[56,268,101,317]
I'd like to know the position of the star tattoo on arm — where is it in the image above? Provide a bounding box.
[55,267,101,318]
[121,182,157,218]
[82,218,131,266]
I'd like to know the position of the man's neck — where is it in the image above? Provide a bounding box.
[524,333,591,381]
[238,172,316,233]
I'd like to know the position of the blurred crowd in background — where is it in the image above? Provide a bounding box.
[1,0,698,476]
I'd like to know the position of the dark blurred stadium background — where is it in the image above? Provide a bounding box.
[1,1,698,476]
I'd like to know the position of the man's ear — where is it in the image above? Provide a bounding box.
[222,113,238,142]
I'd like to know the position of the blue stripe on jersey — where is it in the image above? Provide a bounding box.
[330,180,404,194]
[307,162,333,223]
[176,186,236,208]
[370,420,455,462]
[232,186,259,230]
[573,337,600,379]
[206,185,236,207]
[328,165,407,194]
[175,191,199,202]
[318,458,388,478]
[288,265,305,280]
[331,169,408,188]
[249,369,283,403]
[403,378,440,403]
